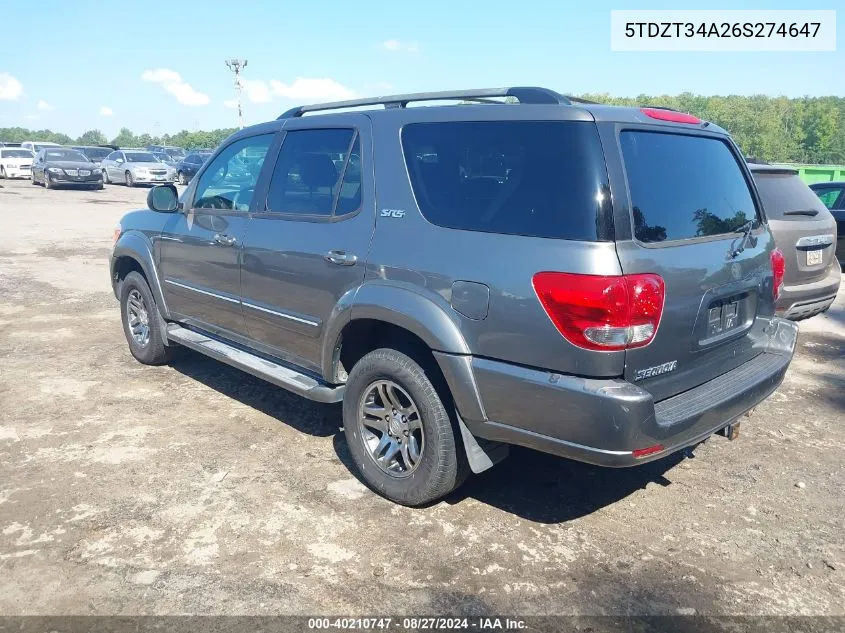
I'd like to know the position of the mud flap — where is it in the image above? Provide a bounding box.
[457,413,509,474]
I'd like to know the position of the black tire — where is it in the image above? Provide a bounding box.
[125,171,134,187]
[31,172,39,184]
[102,169,110,184]
[44,173,53,189]
[92,182,104,190]
[178,171,187,185]
[343,348,469,506]
[119,271,171,365]
[0,166,6,179]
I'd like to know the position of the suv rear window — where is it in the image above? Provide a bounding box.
[753,171,827,219]
[402,121,610,240]
[621,131,757,243]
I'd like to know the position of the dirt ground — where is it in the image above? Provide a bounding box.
[0,176,843,617]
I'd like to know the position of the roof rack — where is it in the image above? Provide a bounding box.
[278,86,571,119]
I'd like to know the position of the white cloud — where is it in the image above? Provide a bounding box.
[0,72,24,101]
[239,79,273,103]
[382,39,419,53]
[269,78,355,101]
[141,68,209,106]
[100,106,114,116]
[37,99,54,111]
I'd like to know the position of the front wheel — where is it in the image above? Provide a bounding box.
[44,173,54,189]
[177,171,187,185]
[0,166,6,179]
[119,271,170,365]
[342,348,468,506]
[102,169,110,184]
[125,171,134,187]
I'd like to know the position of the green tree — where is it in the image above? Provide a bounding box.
[76,129,108,146]
[110,127,137,147]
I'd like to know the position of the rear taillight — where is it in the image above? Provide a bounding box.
[641,108,702,124]
[770,248,785,300]
[532,272,665,351]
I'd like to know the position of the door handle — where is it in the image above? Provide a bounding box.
[213,233,237,246]
[325,250,358,266]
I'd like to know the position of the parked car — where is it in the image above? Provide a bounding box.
[101,150,175,187]
[21,140,62,154]
[30,147,103,189]
[750,164,840,320]
[0,141,23,148]
[174,152,210,184]
[72,146,112,168]
[0,147,35,179]
[147,145,186,161]
[111,87,798,506]
[809,181,845,264]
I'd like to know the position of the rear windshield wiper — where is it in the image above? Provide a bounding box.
[729,220,755,258]
[782,209,819,217]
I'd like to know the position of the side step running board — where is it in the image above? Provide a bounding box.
[167,324,344,403]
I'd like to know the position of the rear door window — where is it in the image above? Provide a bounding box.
[265,128,359,217]
[752,172,827,219]
[401,121,610,240]
[620,131,758,243]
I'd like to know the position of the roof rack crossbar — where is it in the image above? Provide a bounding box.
[278,86,571,119]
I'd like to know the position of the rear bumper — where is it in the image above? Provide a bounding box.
[776,263,840,320]
[438,317,798,467]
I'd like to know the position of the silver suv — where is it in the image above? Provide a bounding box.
[111,87,798,505]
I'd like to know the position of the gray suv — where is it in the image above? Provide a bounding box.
[111,87,798,506]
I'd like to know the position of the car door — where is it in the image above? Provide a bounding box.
[811,184,845,262]
[240,117,373,373]
[32,150,45,182]
[158,132,277,339]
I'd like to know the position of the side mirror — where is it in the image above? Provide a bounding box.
[147,184,179,213]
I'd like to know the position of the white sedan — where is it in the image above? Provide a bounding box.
[0,148,35,179]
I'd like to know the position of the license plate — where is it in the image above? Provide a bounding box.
[807,249,823,266]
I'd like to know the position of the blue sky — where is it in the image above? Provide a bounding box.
[0,0,841,137]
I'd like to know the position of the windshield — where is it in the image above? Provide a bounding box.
[45,149,90,162]
[125,152,158,163]
[154,153,174,163]
[34,143,60,152]
[79,148,111,161]
[1,149,33,158]
[753,172,828,220]
[165,148,185,158]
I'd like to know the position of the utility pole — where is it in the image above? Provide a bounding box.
[225,58,248,129]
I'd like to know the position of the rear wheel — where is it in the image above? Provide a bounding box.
[119,271,170,365]
[343,348,468,506]
[125,171,134,187]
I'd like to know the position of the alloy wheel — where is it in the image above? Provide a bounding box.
[126,289,150,347]
[357,380,424,477]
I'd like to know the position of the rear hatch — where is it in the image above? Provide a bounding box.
[607,124,777,402]
[751,167,838,285]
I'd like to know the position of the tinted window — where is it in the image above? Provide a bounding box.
[79,147,111,161]
[753,172,827,220]
[193,134,274,211]
[1,149,33,158]
[402,121,609,240]
[125,152,157,162]
[621,132,757,243]
[811,186,843,210]
[45,149,89,162]
[266,128,358,216]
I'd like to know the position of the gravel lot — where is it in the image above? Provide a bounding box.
[0,177,843,617]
